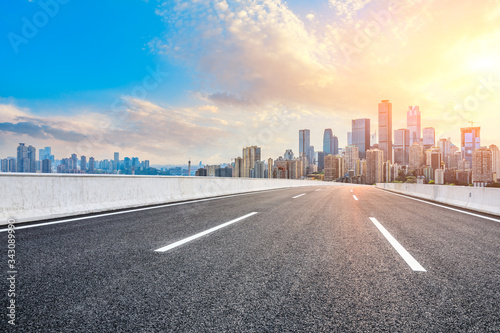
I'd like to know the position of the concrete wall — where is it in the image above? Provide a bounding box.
[376,183,500,216]
[0,173,357,224]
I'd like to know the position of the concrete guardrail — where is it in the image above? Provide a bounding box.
[376,183,500,216]
[0,173,359,225]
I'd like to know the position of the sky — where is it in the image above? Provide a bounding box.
[1,0,500,164]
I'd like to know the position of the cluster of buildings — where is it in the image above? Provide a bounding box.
[2,100,499,186]
[1,146,151,175]
[194,100,499,186]
[320,101,499,186]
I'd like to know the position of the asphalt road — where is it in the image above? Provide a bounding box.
[1,185,500,332]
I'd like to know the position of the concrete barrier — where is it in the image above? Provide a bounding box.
[376,183,500,216]
[0,173,359,224]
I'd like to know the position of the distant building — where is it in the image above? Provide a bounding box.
[378,100,393,163]
[472,147,493,184]
[317,151,325,172]
[461,126,480,166]
[366,149,384,184]
[242,146,261,178]
[233,157,243,177]
[17,143,36,173]
[394,128,410,165]
[422,127,435,151]
[407,106,421,145]
[409,143,424,171]
[81,156,87,173]
[89,157,95,174]
[252,160,266,178]
[195,168,207,176]
[352,118,370,159]
[267,158,274,178]
[489,144,500,180]
[284,149,294,160]
[324,155,341,181]
[299,129,311,161]
[41,159,51,173]
[345,145,359,173]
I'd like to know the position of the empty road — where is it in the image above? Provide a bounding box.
[1,185,500,332]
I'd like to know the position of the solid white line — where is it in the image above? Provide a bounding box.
[0,188,288,232]
[375,188,500,224]
[353,195,359,201]
[293,193,306,199]
[369,217,426,272]
[155,212,258,252]
[315,189,321,192]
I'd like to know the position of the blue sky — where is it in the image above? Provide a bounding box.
[1,0,499,164]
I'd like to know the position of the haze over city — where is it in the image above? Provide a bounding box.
[2,0,500,163]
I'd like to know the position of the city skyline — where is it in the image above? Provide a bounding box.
[1,1,500,164]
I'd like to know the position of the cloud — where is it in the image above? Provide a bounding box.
[0,121,87,142]
[329,0,372,21]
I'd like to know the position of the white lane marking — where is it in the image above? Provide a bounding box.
[293,193,306,199]
[369,217,426,272]
[315,189,321,192]
[0,188,289,232]
[155,212,258,252]
[353,195,359,201]
[350,190,353,192]
[375,188,500,224]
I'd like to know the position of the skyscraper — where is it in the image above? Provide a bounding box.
[345,145,359,172]
[422,127,435,151]
[407,106,421,145]
[89,157,95,174]
[81,156,87,172]
[242,146,261,178]
[489,144,500,178]
[378,100,393,163]
[17,143,36,173]
[323,129,333,155]
[352,118,370,159]
[299,129,311,160]
[332,135,339,155]
[42,159,51,173]
[472,147,493,183]
[394,128,410,165]
[461,127,480,165]
[233,157,243,177]
[114,152,119,172]
[366,149,384,184]
[409,143,424,170]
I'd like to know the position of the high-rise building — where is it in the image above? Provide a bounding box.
[347,132,352,146]
[17,143,36,173]
[366,149,384,184]
[1,159,8,172]
[253,160,266,178]
[332,135,339,155]
[309,145,315,165]
[430,148,442,174]
[422,127,435,151]
[472,147,493,183]
[267,158,273,178]
[323,129,333,155]
[489,144,500,179]
[378,100,393,163]
[242,146,261,177]
[88,157,95,174]
[284,149,294,160]
[233,157,243,177]
[81,156,87,172]
[299,129,311,162]
[461,127,480,165]
[407,106,421,145]
[42,159,51,173]
[394,128,410,165]
[324,155,341,181]
[345,145,359,172]
[113,152,119,172]
[317,151,325,172]
[352,118,370,159]
[409,143,424,171]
